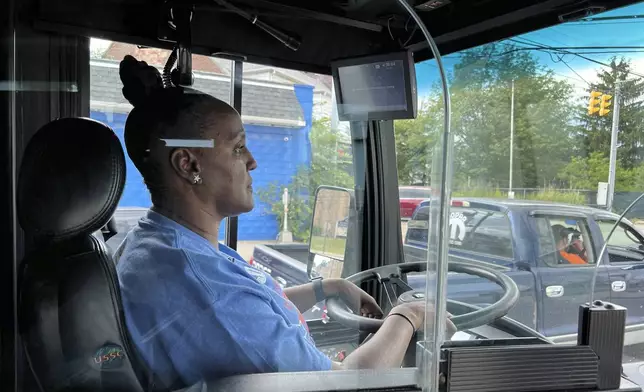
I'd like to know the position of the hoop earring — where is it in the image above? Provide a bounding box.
[192,173,203,185]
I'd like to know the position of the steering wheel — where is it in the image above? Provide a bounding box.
[326,261,520,333]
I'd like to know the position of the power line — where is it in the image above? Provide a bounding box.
[510,36,548,47]
[559,55,590,85]
[544,50,591,86]
[497,47,644,56]
[509,38,644,79]
[570,50,644,54]
[543,26,581,44]
[566,20,644,26]
[577,14,644,22]
[550,69,590,86]
[514,45,644,50]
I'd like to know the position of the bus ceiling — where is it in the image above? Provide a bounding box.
[32,0,638,74]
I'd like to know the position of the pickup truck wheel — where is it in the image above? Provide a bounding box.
[325,261,520,333]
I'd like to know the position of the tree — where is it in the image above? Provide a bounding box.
[575,57,644,170]
[634,165,644,190]
[257,118,353,241]
[257,166,315,241]
[557,152,635,191]
[308,118,354,192]
[395,98,442,185]
[397,44,577,189]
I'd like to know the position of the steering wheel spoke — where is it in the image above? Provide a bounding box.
[377,266,414,311]
[378,273,399,310]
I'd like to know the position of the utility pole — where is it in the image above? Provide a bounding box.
[278,188,293,243]
[508,80,515,199]
[607,82,621,211]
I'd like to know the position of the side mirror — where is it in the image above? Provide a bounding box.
[308,186,353,280]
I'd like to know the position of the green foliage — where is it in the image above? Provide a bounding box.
[256,166,314,241]
[521,189,586,205]
[557,152,636,191]
[308,118,355,192]
[454,187,586,205]
[395,98,442,185]
[453,188,505,198]
[257,118,354,242]
[451,46,576,189]
[634,165,644,190]
[395,45,644,194]
[396,44,576,189]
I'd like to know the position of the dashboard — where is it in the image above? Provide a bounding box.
[314,324,519,362]
[198,313,641,392]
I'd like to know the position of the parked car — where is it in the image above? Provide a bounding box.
[398,186,432,220]
[252,198,644,345]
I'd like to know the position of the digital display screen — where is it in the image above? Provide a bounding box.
[337,60,408,116]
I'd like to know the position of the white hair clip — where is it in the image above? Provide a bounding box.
[160,139,215,148]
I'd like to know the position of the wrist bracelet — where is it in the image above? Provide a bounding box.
[313,279,326,303]
[388,312,417,333]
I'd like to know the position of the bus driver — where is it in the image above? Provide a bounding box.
[116,55,456,388]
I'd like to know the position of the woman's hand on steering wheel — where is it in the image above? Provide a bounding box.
[391,301,458,339]
[325,278,384,319]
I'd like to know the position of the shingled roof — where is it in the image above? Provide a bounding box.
[90,59,306,128]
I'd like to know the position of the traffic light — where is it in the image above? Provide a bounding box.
[588,91,602,115]
[599,94,613,117]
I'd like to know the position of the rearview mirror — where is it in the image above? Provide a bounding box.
[308,186,352,280]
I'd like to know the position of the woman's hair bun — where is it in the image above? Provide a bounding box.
[119,55,164,108]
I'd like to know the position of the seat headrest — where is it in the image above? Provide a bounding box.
[18,118,126,241]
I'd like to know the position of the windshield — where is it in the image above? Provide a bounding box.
[398,0,644,380]
[598,220,644,248]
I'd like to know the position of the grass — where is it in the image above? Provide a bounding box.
[521,189,586,205]
[453,189,505,198]
[310,236,346,257]
[454,188,587,205]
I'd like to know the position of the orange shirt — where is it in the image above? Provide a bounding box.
[560,250,587,264]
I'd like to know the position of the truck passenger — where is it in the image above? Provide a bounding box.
[115,55,456,388]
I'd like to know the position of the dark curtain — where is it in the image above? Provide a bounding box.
[0,0,18,389]
[10,20,90,392]
[15,29,90,167]
[14,27,90,255]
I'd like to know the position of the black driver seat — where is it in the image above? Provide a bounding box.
[17,118,155,392]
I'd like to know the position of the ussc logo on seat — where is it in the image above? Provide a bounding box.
[92,343,126,370]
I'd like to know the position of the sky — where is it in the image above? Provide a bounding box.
[415,2,644,98]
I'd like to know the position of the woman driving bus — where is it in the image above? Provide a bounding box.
[115,55,456,387]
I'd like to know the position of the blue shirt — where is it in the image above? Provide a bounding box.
[116,210,331,387]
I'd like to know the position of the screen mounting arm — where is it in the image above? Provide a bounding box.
[168,4,194,87]
[212,0,301,51]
